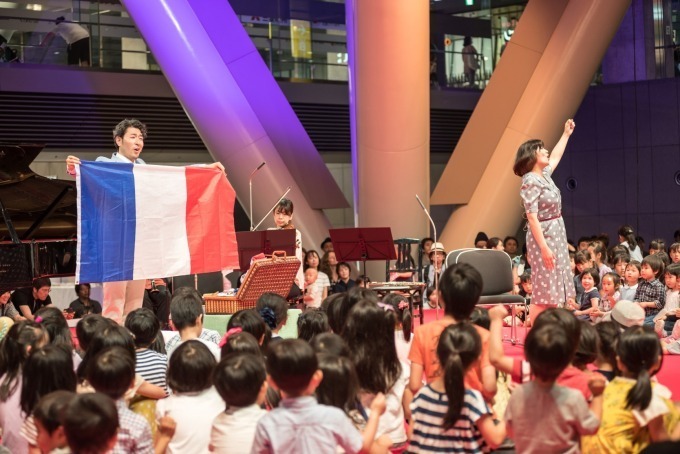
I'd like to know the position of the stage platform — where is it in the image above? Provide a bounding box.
[203,309,301,338]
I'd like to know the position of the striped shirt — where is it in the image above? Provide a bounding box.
[409,385,492,453]
[135,349,168,392]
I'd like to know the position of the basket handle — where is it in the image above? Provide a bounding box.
[271,250,287,260]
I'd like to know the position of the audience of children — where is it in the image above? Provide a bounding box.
[7,225,680,454]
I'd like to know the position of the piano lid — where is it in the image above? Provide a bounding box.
[0,143,77,240]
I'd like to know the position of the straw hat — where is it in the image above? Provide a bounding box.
[429,242,446,257]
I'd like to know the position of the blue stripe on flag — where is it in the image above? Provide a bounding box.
[78,161,137,282]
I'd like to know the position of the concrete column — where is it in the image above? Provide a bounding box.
[120,0,347,252]
[431,0,631,250]
[346,0,430,279]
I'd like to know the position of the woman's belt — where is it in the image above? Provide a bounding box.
[538,213,561,222]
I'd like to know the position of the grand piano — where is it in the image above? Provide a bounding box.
[0,144,77,293]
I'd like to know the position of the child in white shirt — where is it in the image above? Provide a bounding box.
[210,353,267,454]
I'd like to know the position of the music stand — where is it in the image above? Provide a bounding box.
[329,228,396,281]
[236,230,296,271]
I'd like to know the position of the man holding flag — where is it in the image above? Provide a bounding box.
[66,119,230,324]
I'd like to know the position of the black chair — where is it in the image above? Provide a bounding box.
[445,248,526,344]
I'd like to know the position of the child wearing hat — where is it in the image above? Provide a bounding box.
[423,242,447,307]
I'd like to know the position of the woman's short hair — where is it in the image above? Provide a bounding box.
[513,139,544,176]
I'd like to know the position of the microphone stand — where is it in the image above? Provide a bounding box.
[252,187,292,231]
[249,162,266,231]
[416,194,439,320]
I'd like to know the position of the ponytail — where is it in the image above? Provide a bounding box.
[626,368,652,411]
[402,309,412,342]
[617,326,661,412]
[436,323,482,430]
[442,352,465,429]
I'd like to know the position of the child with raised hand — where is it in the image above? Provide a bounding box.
[410,322,506,453]
[156,340,224,454]
[252,339,386,454]
[0,321,46,454]
[505,323,601,453]
[556,321,608,401]
[381,293,412,365]
[582,326,680,452]
[210,353,267,454]
[635,254,667,326]
[409,264,496,402]
[343,302,410,449]
[488,306,582,384]
[33,390,75,454]
[125,307,168,392]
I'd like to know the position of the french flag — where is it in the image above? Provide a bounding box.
[75,161,239,283]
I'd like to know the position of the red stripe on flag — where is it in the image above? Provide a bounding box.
[185,166,239,274]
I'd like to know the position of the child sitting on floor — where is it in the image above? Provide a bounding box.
[251,339,386,453]
[156,340,224,454]
[33,390,75,454]
[210,352,267,454]
[582,326,680,452]
[505,323,602,453]
[409,263,496,402]
[410,322,506,453]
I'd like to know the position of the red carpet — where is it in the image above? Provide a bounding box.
[416,308,680,400]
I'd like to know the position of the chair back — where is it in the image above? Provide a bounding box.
[445,248,514,295]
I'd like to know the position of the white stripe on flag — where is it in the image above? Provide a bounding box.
[132,165,191,279]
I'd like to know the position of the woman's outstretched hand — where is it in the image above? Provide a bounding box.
[564,119,575,136]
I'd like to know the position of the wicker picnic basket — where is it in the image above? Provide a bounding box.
[203,251,300,314]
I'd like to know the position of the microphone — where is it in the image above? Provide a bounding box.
[415,194,428,213]
[249,162,266,231]
[415,194,440,319]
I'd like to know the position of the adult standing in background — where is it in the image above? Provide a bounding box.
[42,16,90,66]
[513,119,576,322]
[462,36,479,87]
[66,119,225,324]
